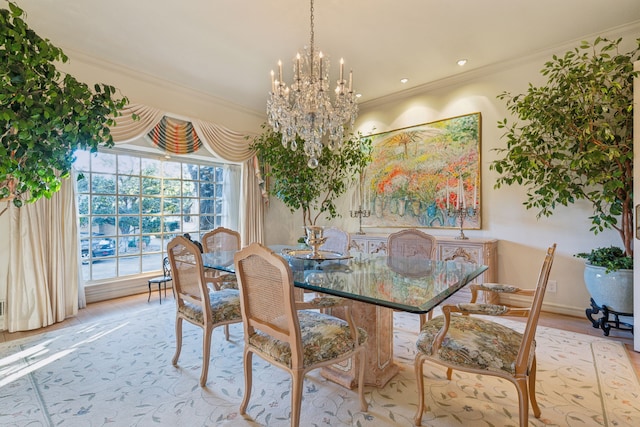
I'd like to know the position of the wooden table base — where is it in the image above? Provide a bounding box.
[321,302,399,388]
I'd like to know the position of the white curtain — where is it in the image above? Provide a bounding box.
[7,177,80,332]
[222,164,241,234]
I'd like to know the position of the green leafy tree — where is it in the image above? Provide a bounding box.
[490,37,639,259]
[251,124,372,226]
[0,1,129,211]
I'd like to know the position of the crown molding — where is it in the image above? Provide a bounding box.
[58,47,266,123]
[360,20,640,111]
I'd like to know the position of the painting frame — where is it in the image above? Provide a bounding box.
[359,112,481,230]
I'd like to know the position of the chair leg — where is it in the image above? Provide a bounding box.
[414,354,426,426]
[147,281,152,302]
[172,317,183,366]
[240,349,253,415]
[356,347,368,411]
[446,367,453,380]
[224,324,230,341]
[514,377,530,427]
[158,283,162,304]
[200,324,213,387]
[528,356,541,418]
[290,369,304,427]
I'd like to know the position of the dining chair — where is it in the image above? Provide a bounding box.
[320,226,350,254]
[413,244,556,427]
[202,227,241,290]
[387,229,438,327]
[233,242,368,427]
[147,256,172,304]
[167,236,242,387]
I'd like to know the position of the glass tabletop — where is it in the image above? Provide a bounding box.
[202,249,488,314]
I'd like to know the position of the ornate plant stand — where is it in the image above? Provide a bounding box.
[586,298,634,336]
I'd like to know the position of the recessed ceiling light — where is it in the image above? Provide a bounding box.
[400,78,409,84]
[457,59,467,66]
[355,93,362,98]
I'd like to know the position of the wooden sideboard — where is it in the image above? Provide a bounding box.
[349,233,498,303]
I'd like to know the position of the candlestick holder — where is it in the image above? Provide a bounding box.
[446,206,477,240]
[350,205,371,235]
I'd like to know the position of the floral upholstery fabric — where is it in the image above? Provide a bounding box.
[305,295,346,308]
[248,310,367,368]
[477,283,520,293]
[178,288,242,325]
[416,314,535,376]
[456,303,509,316]
[217,274,238,290]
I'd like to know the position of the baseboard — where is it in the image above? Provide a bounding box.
[85,274,172,304]
[499,294,586,318]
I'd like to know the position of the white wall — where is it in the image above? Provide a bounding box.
[57,49,266,134]
[263,26,640,317]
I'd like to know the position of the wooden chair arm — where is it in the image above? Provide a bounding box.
[433,304,460,350]
[456,303,510,315]
[456,303,531,317]
[469,283,535,303]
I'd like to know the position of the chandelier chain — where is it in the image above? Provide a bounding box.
[310,0,315,58]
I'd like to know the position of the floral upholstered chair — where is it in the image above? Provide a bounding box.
[167,236,242,387]
[233,242,368,427]
[414,244,556,427]
[202,227,241,290]
[387,228,438,327]
[202,227,242,338]
[319,226,350,255]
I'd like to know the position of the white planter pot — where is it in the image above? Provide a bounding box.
[583,264,633,313]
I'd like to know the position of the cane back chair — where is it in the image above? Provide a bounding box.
[167,236,242,387]
[233,242,368,427]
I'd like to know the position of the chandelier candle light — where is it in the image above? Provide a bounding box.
[267,0,358,168]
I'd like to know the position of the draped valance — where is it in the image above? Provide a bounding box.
[148,116,202,154]
[110,103,256,162]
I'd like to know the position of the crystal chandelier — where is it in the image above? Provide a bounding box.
[266,0,358,168]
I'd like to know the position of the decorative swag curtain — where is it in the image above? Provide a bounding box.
[148,116,202,154]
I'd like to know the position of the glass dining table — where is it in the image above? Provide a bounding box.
[202,246,488,388]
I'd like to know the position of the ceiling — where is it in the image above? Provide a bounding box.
[14,0,640,117]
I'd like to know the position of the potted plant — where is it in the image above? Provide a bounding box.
[490,37,639,313]
[575,246,634,314]
[0,1,129,214]
[250,124,372,229]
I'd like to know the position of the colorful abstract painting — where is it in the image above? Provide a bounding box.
[361,113,481,229]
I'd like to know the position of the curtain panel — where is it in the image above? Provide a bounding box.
[7,177,80,332]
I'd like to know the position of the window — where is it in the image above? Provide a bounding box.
[73,149,238,282]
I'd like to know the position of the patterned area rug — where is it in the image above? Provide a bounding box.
[1,302,639,426]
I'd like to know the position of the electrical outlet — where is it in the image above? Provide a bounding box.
[547,280,557,293]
